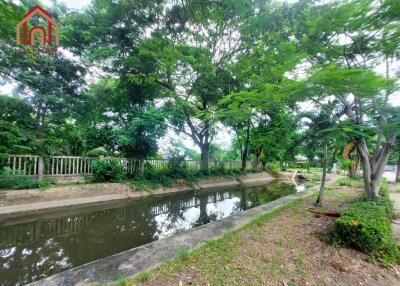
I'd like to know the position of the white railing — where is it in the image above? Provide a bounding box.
[46,156,97,176]
[1,155,40,175]
[1,155,252,178]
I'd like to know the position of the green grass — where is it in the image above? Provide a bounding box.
[124,177,161,192]
[115,275,132,286]
[335,177,363,188]
[112,271,151,286]
[135,271,151,283]
[176,245,190,261]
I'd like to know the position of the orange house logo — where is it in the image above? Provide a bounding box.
[16,5,59,46]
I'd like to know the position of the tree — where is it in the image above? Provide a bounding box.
[289,66,398,200]
[64,0,174,158]
[239,0,400,199]
[395,138,400,182]
[301,105,339,207]
[0,95,35,154]
[159,1,253,173]
[0,1,85,155]
[298,0,400,199]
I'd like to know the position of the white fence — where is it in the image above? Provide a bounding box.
[1,155,251,178]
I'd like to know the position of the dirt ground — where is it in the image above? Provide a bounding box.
[134,185,400,286]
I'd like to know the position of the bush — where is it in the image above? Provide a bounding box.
[91,160,125,182]
[144,170,175,187]
[333,189,398,265]
[167,153,189,177]
[0,174,53,190]
[265,162,280,174]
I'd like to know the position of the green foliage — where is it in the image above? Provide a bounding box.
[336,177,363,187]
[265,162,280,174]
[125,177,160,192]
[85,147,108,157]
[114,276,133,286]
[91,160,125,182]
[167,152,189,177]
[135,271,151,283]
[0,95,35,154]
[0,174,53,190]
[333,183,397,265]
[176,245,190,261]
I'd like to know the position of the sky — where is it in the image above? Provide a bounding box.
[42,0,91,10]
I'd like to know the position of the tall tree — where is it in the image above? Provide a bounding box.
[160,1,253,172]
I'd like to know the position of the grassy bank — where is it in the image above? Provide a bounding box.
[109,181,399,286]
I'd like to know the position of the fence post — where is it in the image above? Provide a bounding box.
[139,159,144,176]
[38,156,44,181]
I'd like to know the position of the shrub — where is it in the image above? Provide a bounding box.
[91,160,125,182]
[334,196,398,265]
[265,162,280,174]
[167,153,189,177]
[0,174,53,190]
[144,170,175,187]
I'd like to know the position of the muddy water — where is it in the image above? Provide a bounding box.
[0,180,303,286]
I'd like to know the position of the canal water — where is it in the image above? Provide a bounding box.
[0,180,303,285]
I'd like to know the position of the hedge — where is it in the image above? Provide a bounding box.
[334,182,398,265]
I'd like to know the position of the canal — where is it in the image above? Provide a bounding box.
[0,180,303,286]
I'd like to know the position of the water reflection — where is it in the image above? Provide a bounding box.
[0,180,300,286]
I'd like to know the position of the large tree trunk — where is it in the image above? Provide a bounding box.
[396,152,400,182]
[315,143,328,207]
[200,144,209,173]
[253,146,263,170]
[241,119,251,171]
[355,138,393,200]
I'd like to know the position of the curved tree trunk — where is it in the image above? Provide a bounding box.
[355,138,393,200]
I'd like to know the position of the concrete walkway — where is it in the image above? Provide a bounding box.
[388,183,400,242]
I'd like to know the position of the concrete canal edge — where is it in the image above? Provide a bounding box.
[28,186,318,286]
[0,172,278,220]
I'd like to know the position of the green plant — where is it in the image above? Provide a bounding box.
[0,174,54,190]
[265,162,280,174]
[336,177,362,187]
[333,195,398,265]
[177,245,190,261]
[135,271,151,283]
[85,147,108,157]
[125,177,160,192]
[91,160,125,182]
[115,275,133,286]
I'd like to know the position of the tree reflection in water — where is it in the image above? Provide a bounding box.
[0,180,299,285]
